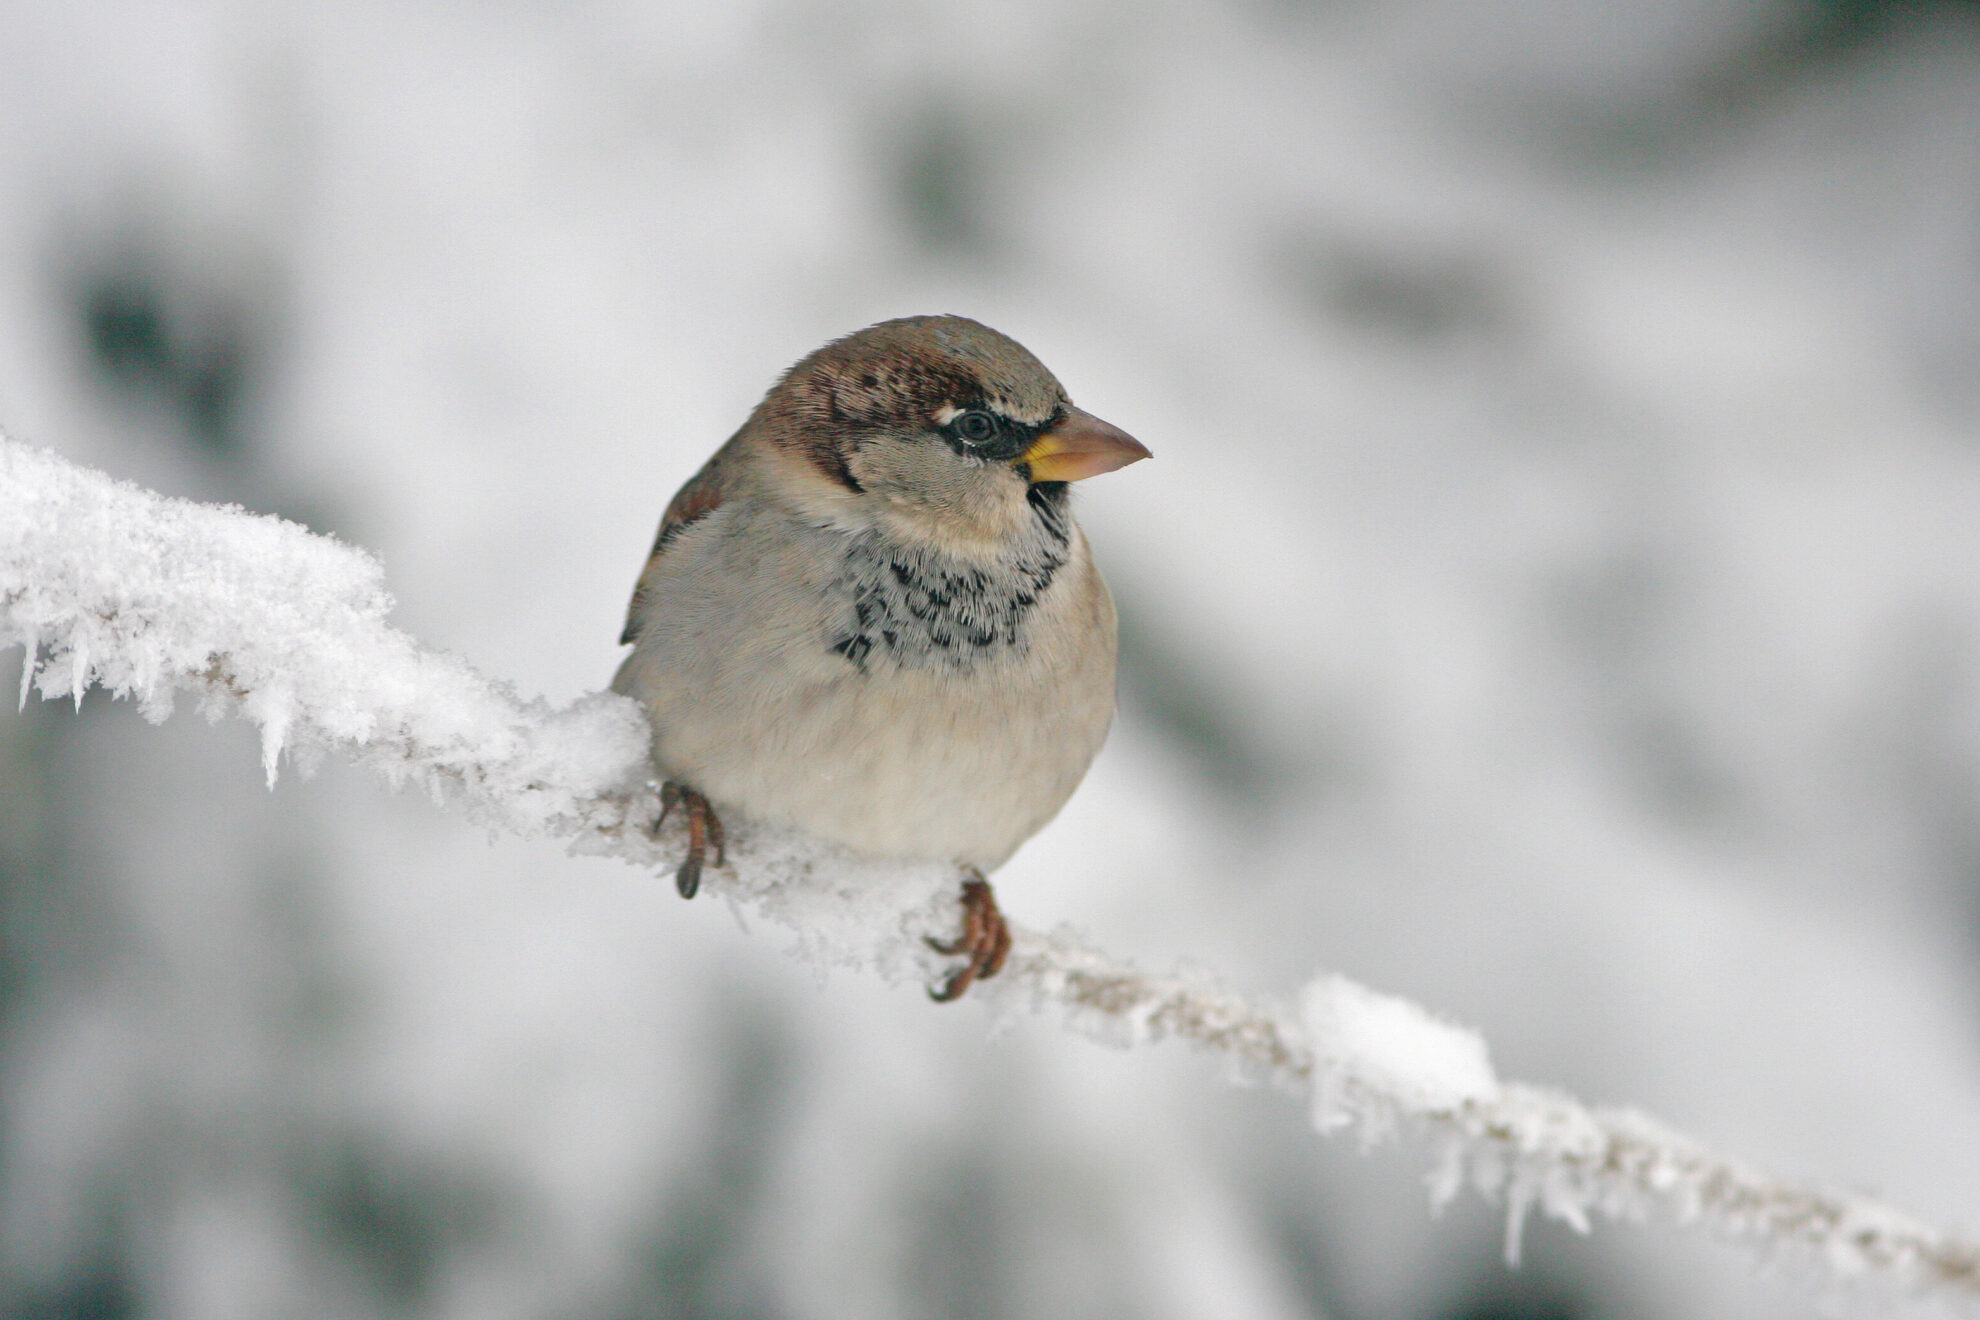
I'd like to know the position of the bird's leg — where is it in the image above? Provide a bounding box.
[678,800,709,900]
[926,870,1012,1002]
[653,781,724,900]
[701,797,726,869]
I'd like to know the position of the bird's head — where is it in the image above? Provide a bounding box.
[752,315,1149,550]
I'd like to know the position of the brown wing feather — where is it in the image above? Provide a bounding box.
[619,437,741,645]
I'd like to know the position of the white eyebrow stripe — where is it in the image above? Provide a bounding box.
[933,402,1059,428]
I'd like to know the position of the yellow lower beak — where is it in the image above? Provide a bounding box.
[1018,408,1152,483]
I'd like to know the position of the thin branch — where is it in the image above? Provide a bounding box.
[3,434,1974,1310]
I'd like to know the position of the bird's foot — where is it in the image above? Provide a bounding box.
[926,871,1011,1002]
[656,781,726,899]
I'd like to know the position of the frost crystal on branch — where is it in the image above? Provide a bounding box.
[4,433,1978,1310]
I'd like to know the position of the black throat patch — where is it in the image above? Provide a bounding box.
[829,488,1072,672]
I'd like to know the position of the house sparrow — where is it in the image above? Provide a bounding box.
[612,316,1149,1000]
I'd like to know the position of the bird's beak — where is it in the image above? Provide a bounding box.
[1018,408,1151,483]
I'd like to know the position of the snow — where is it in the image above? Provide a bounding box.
[0,435,654,829]
[1301,973,1499,1137]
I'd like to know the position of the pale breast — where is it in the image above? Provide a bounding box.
[612,502,1118,871]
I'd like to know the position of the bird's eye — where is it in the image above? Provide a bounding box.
[955,410,998,445]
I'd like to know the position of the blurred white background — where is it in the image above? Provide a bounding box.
[5,2,1980,1317]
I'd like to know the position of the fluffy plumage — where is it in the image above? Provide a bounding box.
[612,315,1148,998]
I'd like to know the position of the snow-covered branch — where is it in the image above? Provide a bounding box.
[4,434,1976,1308]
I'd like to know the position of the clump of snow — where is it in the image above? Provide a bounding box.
[0,435,655,839]
[1302,972,1500,1139]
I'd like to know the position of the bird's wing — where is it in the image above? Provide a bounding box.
[620,436,743,645]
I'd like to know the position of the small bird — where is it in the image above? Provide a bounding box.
[612,316,1149,1000]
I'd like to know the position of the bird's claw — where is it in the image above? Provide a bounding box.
[653,781,725,899]
[926,873,1011,1002]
